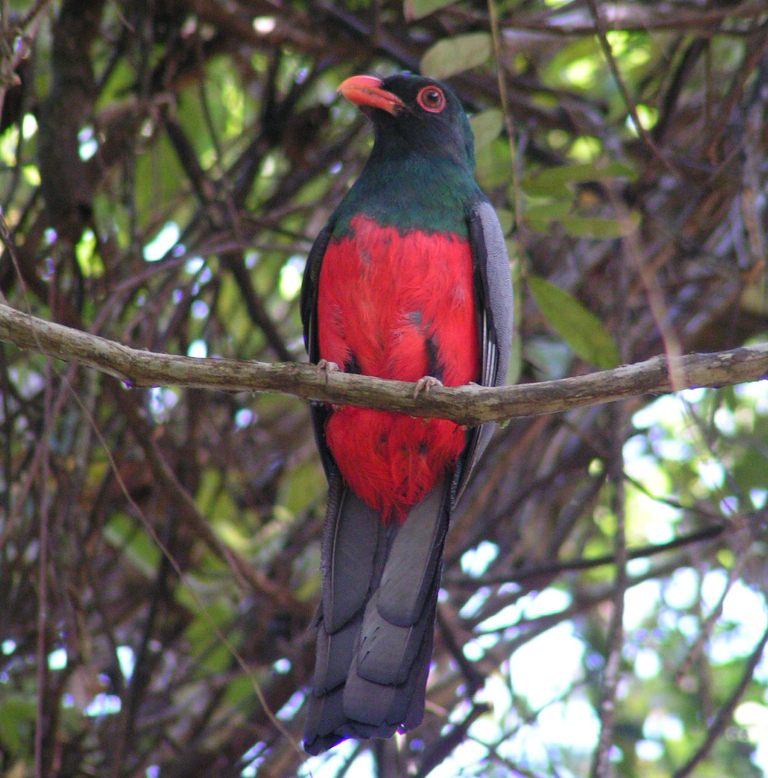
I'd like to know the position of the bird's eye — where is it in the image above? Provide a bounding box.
[416,86,446,113]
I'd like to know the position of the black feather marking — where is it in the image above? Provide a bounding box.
[425,335,444,382]
[344,351,361,374]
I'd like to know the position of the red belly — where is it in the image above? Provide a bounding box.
[317,214,479,522]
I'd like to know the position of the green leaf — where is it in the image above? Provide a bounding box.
[475,137,512,190]
[224,675,253,707]
[0,696,35,755]
[560,213,640,238]
[495,207,514,235]
[103,513,161,577]
[420,33,492,80]
[528,275,620,368]
[526,219,555,234]
[524,199,572,221]
[75,229,105,278]
[404,0,456,20]
[470,108,503,150]
[277,461,325,516]
[522,178,571,199]
[522,161,637,197]
[522,193,640,238]
[732,447,768,493]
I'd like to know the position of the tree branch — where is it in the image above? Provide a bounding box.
[1,302,766,424]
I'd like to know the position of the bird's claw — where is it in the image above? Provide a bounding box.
[316,359,340,384]
[317,359,340,373]
[413,375,443,399]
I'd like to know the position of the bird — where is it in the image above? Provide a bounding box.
[300,72,513,754]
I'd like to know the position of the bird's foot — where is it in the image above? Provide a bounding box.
[413,375,443,399]
[317,359,340,373]
[316,359,340,384]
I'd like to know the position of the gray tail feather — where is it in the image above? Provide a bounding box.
[303,477,450,755]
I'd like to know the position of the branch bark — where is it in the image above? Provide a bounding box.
[1,302,766,425]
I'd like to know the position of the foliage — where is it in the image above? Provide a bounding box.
[0,1,767,776]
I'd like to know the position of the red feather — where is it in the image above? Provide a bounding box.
[317,214,479,522]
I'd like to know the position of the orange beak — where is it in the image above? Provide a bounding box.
[338,75,405,115]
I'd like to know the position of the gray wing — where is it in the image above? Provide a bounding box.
[452,199,513,504]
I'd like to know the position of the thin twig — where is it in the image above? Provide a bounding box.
[591,405,628,777]
[62,373,305,759]
[34,357,53,778]
[585,0,678,178]
[445,522,726,587]
[673,622,768,777]
[487,0,522,228]
[510,2,768,35]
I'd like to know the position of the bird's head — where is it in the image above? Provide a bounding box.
[338,73,475,170]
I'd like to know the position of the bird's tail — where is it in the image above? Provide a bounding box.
[303,476,450,755]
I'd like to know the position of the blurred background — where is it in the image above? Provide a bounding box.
[1,1,767,776]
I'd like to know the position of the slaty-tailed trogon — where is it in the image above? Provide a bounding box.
[301,72,513,754]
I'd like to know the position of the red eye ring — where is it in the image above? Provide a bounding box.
[416,85,446,113]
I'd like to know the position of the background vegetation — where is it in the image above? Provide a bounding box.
[1,1,767,776]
